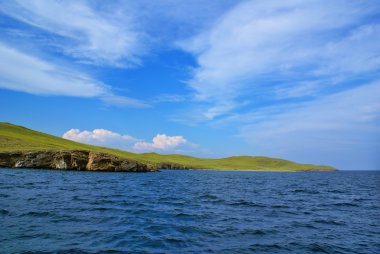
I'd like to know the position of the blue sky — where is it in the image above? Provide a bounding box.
[0,0,379,170]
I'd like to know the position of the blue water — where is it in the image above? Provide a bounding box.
[0,169,379,254]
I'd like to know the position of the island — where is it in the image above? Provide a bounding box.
[0,122,336,172]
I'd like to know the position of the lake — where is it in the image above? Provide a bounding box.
[0,168,379,253]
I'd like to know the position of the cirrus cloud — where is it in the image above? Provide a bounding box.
[0,42,147,108]
[0,0,145,67]
[179,0,379,119]
[237,80,380,170]
[0,42,108,97]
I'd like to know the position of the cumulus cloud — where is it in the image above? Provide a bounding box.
[133,134,188,151]
[63,128,191,152]
[0,0,145,67]
[180,0,379,118]
[63,128,137,149]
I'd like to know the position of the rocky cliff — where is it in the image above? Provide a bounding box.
[0,150,157,172]
[157,162,189,170]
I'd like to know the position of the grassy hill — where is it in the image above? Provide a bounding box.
[0,122,336,171]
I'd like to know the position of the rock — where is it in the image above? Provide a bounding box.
[0,151,22,168]
[86,152,154,172]
[157,162,189,170]
[0,150,157,172]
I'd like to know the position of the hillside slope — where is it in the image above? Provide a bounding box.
[0,122,336,171]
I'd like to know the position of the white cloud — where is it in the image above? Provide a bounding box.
[318,24,380,76]
[152,94,188,103]
[180,0,379,118]
[238,81,380,170]
[101,95,149,108]
[133,134,188,151]
[63,128,192,153]
[63,128,137,149]
[0,0,145,67]
[0,42,107,97]
[0,42,147,107]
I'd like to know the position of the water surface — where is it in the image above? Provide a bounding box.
[1,168,379,253]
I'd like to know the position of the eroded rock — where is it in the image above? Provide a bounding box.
[0,150,157,172]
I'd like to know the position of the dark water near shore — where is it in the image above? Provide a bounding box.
[0,168,379,254]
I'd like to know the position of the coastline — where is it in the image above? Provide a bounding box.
[0,150,336,173]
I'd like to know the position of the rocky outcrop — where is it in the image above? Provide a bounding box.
[0,150,157,172]
[157,162,189,170]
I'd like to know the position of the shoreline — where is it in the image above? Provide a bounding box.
[0,149,337,173]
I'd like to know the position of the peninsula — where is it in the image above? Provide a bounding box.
[0,123,336,172]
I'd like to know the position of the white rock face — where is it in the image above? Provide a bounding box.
[55,159,67,169]
[15,161,25,168]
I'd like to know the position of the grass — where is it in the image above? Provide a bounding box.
[0,122,336,171]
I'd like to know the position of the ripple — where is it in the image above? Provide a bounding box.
[174,212,194,218]
[228,200,266,207]
[307,243,334,253]
[314,219,346,226]
[291,221,318,229]
[249,243,287,251]
[333,202,359,207]
[271,204,290,209]
[0,168,379,254]
[328,189,346,194]
[242,228,273,236]
[0,208,10,215]
[20,211,51,217]
[292,189,320,194]
[199,193,220,200]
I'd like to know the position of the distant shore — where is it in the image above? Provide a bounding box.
[0,122,337,172]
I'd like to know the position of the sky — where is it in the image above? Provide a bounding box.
[0,0,379,170]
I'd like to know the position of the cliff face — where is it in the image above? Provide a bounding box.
[0,150,157,172]
[157,162,189,170]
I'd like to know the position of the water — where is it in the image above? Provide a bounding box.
[0,168,379,254]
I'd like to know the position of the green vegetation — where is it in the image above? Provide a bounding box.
[0,122,336,171]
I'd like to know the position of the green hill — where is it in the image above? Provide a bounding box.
[0,122,336,171]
